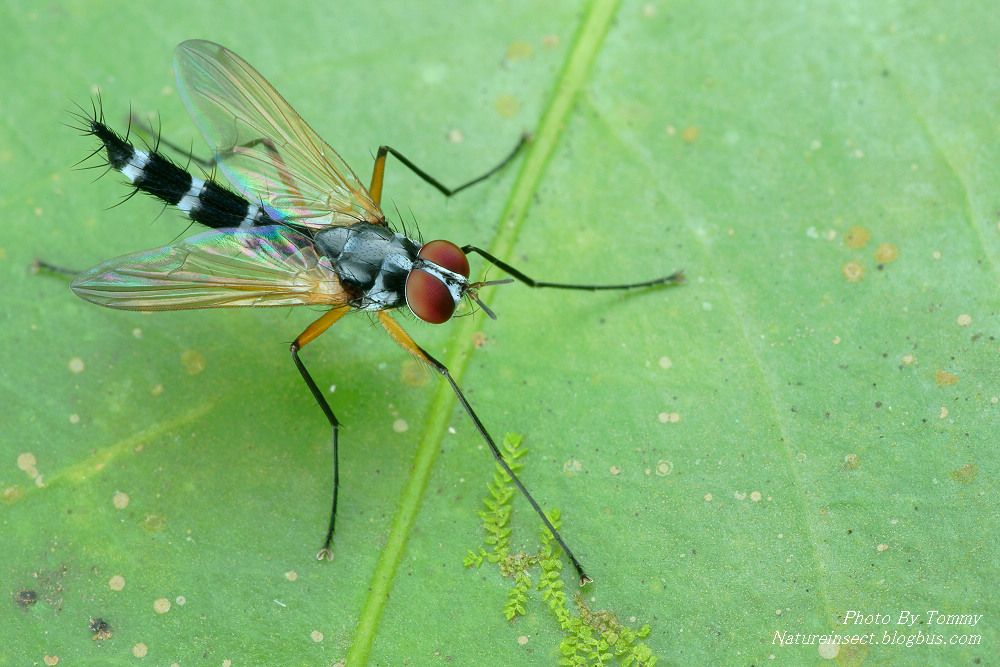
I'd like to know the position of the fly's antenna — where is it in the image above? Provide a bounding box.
[466,277,514,320]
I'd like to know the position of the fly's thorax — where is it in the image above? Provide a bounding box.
[313,222,421,311]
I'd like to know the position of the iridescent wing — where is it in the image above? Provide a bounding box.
[174,39,384,229]
[72,226,348,310]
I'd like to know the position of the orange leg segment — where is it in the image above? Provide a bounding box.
[368,149,388,208]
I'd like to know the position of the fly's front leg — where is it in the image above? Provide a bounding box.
[367,135,530,207]
[463,245,685,292]
[290,306,350,560]
[377,311,592,585]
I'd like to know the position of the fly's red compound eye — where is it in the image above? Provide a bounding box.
[418,239,469,277]
[405,240,469,324]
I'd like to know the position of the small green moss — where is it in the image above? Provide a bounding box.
[466,433,658,666]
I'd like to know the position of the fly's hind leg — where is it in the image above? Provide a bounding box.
[33,260,79,276]
[128,112,300,197]
[290,306,351,560]
[367,134,530,207]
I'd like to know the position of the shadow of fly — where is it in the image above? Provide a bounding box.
[47,40,684,586]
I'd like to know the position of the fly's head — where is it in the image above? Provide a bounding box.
[405,240,510,323]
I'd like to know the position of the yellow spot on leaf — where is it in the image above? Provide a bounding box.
[494,95,521,119]
[949,464,977,483]
[844,226,871,249]
[842,261,864,282]
[935,370,959,386]
[181,349,205,375]
[681,126,700,143]
[143,514,166,532]
[17,452,37,474]
[505,41,533,61]
[874,243,899,264]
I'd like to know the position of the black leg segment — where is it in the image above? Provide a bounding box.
[410,345,590,583]
[290,341,341,560]
[463,245,685,291]
[376,133,529,198]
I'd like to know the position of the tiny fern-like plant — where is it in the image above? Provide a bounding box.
[465,433,657,666]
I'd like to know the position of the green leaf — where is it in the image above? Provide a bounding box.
[3,1,996,665]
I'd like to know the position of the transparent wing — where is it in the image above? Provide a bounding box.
[174,39,384,228]
[72,226,349,310]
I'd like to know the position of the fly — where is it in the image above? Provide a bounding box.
[57,40,683,586]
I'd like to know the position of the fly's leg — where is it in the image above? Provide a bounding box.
[130,112,280,169]
[33,260,79,276]
[290,306,351,560]
[368,135,529,207]
[129,113,305,205]
[463,246,685,291]
[377,311,592,586]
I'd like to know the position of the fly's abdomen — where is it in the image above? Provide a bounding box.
[88,119,275,230]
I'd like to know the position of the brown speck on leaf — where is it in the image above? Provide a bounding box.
[934,369,959,386]
[874,243,898,264]
[949,464,977,484]
[89,617,112,640]
[844,226,871,249]
[14,589,37,607]
[842,261,864,282]
[681,126,700,143]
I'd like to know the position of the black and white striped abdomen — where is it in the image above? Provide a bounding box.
[90,121,275,230]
